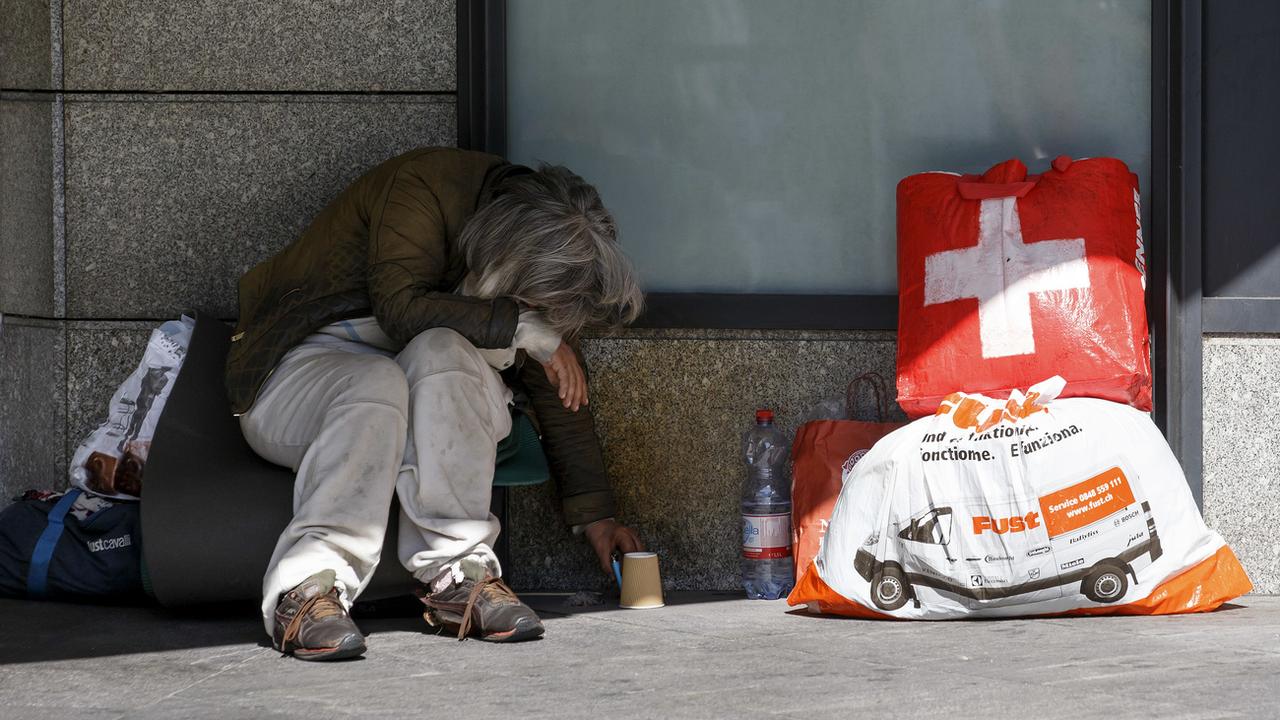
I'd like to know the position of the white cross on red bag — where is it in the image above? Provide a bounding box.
[895,156,1151,418]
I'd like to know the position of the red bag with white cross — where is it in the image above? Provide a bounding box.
[896,156,1151,418]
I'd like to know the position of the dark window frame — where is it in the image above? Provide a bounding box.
[1150,0,1203,504]
[458,0,1261,505]
[1197,1,1280,333]
[457,0,507,156]
[1157,0,1280,504]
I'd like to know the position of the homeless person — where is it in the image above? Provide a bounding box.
[224,147,646,660]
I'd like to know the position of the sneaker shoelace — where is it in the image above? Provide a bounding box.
[282,590,345,647]
[456,576,520,641]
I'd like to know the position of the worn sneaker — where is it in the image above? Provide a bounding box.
[418,562,544,642]
[272,570,366,661]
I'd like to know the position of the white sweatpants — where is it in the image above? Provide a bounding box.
[241,328,514,635]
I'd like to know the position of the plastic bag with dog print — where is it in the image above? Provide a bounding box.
[69,317,195,500]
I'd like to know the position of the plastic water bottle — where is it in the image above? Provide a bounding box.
[741,409,794,600]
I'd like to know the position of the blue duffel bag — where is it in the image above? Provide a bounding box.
[0,489,145,601]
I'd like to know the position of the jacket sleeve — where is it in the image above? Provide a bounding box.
[515,342,618,526]
[367,165,519,348]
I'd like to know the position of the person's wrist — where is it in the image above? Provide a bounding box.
[575,517,616,539]
[515,311,560,362]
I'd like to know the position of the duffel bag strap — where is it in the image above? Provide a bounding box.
[26,488,82,599]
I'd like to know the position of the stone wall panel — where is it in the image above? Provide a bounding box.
[507,329,902,592]
[64,95,456,319]
[64,0,455,92]
[0,317,66,500]
[0,0,54,90]
[1203,334,1280,593]
[0,94,57,316]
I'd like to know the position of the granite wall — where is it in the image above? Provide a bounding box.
[0,1,458,504]
[509,329,903,592]
[1203,335,1280,594]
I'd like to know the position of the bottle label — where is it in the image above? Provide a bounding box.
[742,513,791,560]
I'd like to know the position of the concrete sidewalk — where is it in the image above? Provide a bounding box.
[1,593,1277,719]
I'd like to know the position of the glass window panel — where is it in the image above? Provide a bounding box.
[508,0,1151,294]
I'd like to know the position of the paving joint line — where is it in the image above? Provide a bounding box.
[110,644,271,718]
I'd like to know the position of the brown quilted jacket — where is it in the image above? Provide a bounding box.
[225,147,616,525]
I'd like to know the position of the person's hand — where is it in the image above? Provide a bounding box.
[583,518,645,574]
[540,341,588,411]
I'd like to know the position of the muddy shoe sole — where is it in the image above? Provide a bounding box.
[424,609,545,643]
[288,633,367,661]
[479,615,545,643]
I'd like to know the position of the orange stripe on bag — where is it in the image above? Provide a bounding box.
[789,547,1251,620]
[787,561,895,620]
[1058,545,1252,617]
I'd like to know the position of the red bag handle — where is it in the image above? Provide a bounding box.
[846,372,891,422]
[956,157,1044,200]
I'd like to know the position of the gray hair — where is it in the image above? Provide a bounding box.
[459,164,644,338]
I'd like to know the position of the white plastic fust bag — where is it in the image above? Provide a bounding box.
[69,317,195,500]
[789,377,1251,619]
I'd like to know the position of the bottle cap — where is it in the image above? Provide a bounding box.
[755,409,774,423]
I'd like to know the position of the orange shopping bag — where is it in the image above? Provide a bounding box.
[791,373,903,583]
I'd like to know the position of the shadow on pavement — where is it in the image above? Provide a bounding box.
[520,590,746,618]
[350,589,750,622]
[0,591,751,664]
[0,598,263,665]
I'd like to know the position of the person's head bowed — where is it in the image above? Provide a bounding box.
[460,165,644,339]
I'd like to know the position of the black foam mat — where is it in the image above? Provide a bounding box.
[141,313,416,607]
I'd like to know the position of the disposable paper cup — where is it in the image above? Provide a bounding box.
[619,552,665,609]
